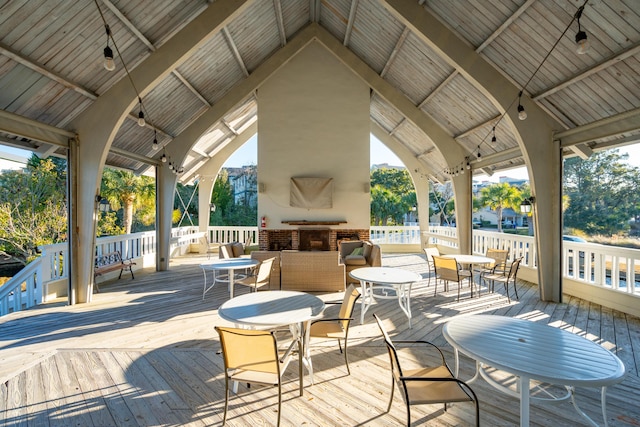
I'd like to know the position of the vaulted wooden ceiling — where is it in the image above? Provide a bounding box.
[0,0,638,183]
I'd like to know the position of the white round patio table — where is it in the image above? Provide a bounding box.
[442,314,626,427]
[200,258,259,299]
[350,267,422,329]
[218,290,325,395]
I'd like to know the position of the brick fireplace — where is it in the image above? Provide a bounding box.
[258,228,369,251]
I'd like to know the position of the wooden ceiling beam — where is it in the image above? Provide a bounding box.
[343,0,360,46]
[380,28,409,78]
[533,41,640,101]
[555,107,640,147]
[0,42,97,101]
[223,27,249,77]
[273,0,287,46]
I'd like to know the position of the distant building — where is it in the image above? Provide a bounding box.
[225,165,257,208]
[371,163,406,171]
[498,176,528,186]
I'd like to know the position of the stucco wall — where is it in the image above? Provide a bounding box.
[257,42,370,230]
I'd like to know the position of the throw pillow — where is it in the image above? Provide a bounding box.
[350,247,364,256]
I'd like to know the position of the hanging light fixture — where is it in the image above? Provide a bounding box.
[152,130,159,150]
[517,91,527,120]
[103,25,115,71]
[137,97,145,126]
[575,6,590,54]
[491,126,497,143]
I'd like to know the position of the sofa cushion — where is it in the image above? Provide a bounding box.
[344,254,367,265]
[232,242,244,257]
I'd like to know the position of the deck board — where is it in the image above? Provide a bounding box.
[0,252,639,426]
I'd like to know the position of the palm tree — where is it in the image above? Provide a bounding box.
[100,169,156,234]
[480,183,522,232]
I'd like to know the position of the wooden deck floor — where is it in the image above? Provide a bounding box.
[1,252,639,426]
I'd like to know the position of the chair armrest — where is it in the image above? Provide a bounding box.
[311,317,353,325]
[393,340,447,364]
[313,317,353,321]
[399,376,479,401]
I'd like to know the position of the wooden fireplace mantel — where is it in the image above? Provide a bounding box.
[281,220,347,226]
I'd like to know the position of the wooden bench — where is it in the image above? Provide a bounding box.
[94,251,135,292]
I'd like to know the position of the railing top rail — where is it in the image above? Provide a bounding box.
[0,258,39,299]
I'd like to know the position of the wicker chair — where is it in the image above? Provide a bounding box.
[373,314,479,426]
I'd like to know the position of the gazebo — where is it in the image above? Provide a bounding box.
[0,0,639,306]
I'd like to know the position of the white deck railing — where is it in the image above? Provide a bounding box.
[426,226,640,299]
[2,225,638,316]
[370,226,422,244]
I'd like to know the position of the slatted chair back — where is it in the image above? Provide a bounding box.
[373,314,480,426]
[338,284,361,332]
[308,284,361,375]
[486,248,509,273]
[254,257,275,288]
[507,257,523,282]
[215,326,288,426]
[433,256,460,282]
[423,247,440,265]
[373,315,406,401]
[217,327,279,374]
[423,247,440,286]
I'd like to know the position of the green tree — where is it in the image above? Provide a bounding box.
[480,183,522,232]
[210,170,233,226]
[371,185,402,225]
[209,167,258,226]
[100,169,155,234]
[0,155,67,260]
[370,168,416,225]
[564,150,640,236]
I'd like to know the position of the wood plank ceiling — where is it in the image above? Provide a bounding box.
[0,0,638,183]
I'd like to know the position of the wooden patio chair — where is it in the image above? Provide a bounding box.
[432,255,472,301]
[308,284,361,375]
[423,247,440,288]
[483,256,523,303]
[234,257,275,292]
[373,314,479,427]
[215,326,292,427]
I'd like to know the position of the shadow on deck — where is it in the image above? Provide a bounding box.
[0,252,639,426]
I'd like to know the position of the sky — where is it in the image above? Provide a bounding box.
[222,134,640,183]
[2,136,639,182]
